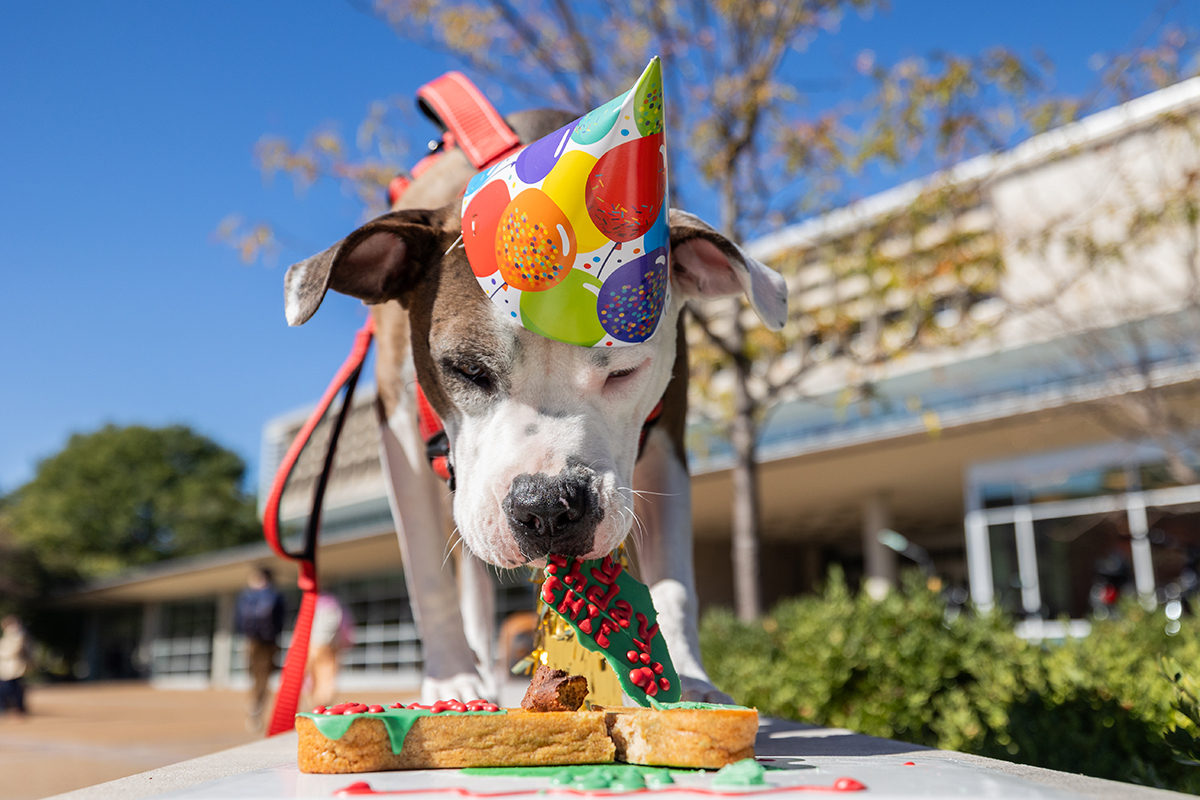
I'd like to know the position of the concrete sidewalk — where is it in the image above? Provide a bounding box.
[0,682,418,800]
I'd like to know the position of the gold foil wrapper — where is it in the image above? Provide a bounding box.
[517,548,627,707]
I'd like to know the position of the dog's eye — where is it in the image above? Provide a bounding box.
[607,367,637,380]
[453,362,493,391]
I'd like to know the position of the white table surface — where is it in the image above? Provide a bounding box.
[45,717,1187,800]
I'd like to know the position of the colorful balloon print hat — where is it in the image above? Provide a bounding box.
[461,58,669,348]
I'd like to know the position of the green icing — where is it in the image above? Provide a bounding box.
[648,698,751,711]
[711,759,767,787]
[542,555,681,707]
[297,708,506,755]
[463,765,679,790]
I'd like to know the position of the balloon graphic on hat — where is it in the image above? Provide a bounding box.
[462,57,670,348]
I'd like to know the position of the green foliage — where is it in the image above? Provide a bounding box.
[2,424,261,580]
[700,568,1200,793]
[0,521,52,617]
[1163,664,1200,767]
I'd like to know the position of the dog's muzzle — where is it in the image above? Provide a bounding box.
[503,464,604,560]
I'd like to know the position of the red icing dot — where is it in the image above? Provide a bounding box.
[367,705,384,713]
[639,652,651,664]
[627,650,639,663]
[652,662,664,675]
[338,781,373,795]
[833,778,866,791]
[658,678,670,691]
[313,706,326,714]
[904,762,915,766]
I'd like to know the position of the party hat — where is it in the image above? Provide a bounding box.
[461,58,669,348]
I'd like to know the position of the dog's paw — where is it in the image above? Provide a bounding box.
[421,672,495,704]
[679,675,736,705]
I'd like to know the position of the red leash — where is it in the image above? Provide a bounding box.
[262,70,521,737]
[263,316,374,737]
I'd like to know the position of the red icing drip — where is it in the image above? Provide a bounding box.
[335,779,868,796]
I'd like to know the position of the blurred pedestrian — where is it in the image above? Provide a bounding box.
[235,566,285,732]
[0,615,32,717]
[307,593,354,708]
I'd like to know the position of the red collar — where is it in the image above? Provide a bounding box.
[388,71,523,206]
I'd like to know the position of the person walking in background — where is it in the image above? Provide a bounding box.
[307,592,354,708]
[235,566,285,732]
[0,615,32,717]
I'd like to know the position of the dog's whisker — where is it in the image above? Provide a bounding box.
[444,233,464,254]
[443,529,466,568]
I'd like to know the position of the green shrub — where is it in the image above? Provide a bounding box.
[700,568,1200,793]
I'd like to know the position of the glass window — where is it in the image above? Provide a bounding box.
[988,524,1022,615]
[1034,514,1124,619]
[152,600,216,678]
[1148,508,1200,611]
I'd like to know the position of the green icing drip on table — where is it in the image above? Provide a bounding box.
[462,765,682,790]
[297,709,506,755]
[711,759,767,787]
[647,698,751,711]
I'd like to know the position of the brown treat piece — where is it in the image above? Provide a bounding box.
[297,709,615,774]
[599,705,759,769]
[521,665,590,712]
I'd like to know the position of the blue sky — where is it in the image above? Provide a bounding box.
[1,0,1193,494]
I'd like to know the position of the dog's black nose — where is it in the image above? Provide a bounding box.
[504,466,602,559]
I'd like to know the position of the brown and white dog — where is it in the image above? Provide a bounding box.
[284,109,787,703]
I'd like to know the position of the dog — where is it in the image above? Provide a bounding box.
[283,103,787,704]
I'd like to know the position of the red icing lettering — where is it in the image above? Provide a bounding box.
[595,618,615,648]
[562,559,587,591]
[590,556,623,585]
[610,600,632,627]
[636,612,660,646]
[558,590,586,620]
[585,581,620,611]
[542,575,563,604]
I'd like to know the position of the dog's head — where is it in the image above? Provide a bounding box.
[284,205,785,567]
[284,92,785,567]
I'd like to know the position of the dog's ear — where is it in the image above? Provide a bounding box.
[669,209,788,330]
[284,208,448,326]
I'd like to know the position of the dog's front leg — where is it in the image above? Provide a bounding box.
[632,427,734,704]
[456,547,497,698]
[377,415,492,703]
